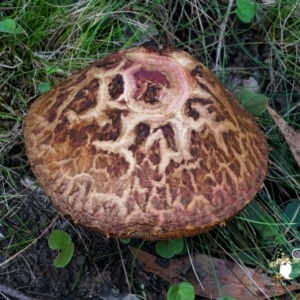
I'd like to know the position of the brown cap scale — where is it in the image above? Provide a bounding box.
[23,43,268,240]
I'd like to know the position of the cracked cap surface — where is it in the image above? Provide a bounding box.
[23,44,268,240]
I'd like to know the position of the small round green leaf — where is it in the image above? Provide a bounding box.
[119,238,131,244]
[236,90,267,116]
[235,0,255,23]
[53,242,74,268]
[289,262,300,279]
[156,239,184,259]
[0,19,22,34]
[48,229,72,250]
[0,19,16,34]
[38,82,52,93]
[167,282,195,300]
[236,90,255,105]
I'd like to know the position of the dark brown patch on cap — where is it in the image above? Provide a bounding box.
[190,130,199,157]
[179,187,193,208]
[141,42,173,56]
[68,127,89,148]
[165,160,180,175]
[54,117,68,135]
[94,150,129,178]
[222,130,241,156]
[134,123,150,148]
[56,90,72,105]
[44,110,57,123]
[148,140,161,165]
[68,122,100,149]
[65,78,99,114]
[136,161,161,184]
[160,124,177,151]
[229,160,241,177]
[129,124,150,163]
[191,65,203,77]
[74,69,88,84]
[197,82,211,94]
[184,99,200,120]
[207,106,225,122]
[106,153,129,178]
[199,160,209,173]
[96,109,123,141]
[185,98,214,121]
[53,117,69,144]
[194,98,214,105]
[182,169,192,186]
[141,41,161,54]
[202,131,218,152]
[108,74,124,99]
[143,85,161,104]
[95,54,123,70]
[44,90,72,123]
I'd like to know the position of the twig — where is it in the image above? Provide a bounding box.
[116,238,131,294]
[0,284,39,300]
[215,0,234,69]
[185,238,205,290]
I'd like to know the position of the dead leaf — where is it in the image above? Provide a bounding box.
[131,247,299,299]
[266,105,300,168]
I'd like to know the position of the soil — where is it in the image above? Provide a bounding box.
[0,184,167,300]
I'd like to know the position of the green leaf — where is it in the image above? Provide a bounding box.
[217,297,237,300]
[235,0,255,23]
[38,82,52,93]
[167,282,195,300]
[284,199,300,227]
[119,238,131,244]
[0,19,22,34]
[0,19,16,34]
[48,229,72,250]
[236,90,256,105]
[53,242,74,268]
[156,239,184,259]
[289,262,300,279]
[236,90,267,116]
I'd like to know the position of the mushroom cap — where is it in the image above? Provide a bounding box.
[23,44,268,240]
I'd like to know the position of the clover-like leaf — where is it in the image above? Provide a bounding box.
[53,242,75,268]
[235,0,255,23]
[167,282,195,300]
[48,229,72,250]
[0,19,22,34]
[156,238,184,259]
[38,82,52,94]
[119,238,131,244]
[236,90,267,116]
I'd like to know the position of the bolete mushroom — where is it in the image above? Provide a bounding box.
[23,43,268,240]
